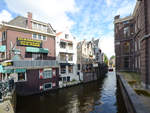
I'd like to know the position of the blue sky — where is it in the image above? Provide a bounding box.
[0,0,136,58]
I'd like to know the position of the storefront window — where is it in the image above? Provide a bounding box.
[60,65,66,74]
[18,72,26,81]
[43,69,52,79]
[68,65,73,73]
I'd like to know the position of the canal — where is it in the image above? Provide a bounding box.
[17,72,127,113]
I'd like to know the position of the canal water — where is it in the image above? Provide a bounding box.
[17,72,127,113]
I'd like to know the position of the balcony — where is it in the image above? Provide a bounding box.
[4,60,59,69]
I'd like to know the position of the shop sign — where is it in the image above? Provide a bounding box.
[1,61,13,67]
[17,37,42,48]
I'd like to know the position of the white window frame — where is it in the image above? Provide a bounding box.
[32,33,37,39]
[43,68,52,79]
[43,82,52,90]
[43,36,47,41]
[17,72,27,82]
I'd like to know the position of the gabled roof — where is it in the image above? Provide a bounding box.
[56,32,63,36]
[7,15,55,34]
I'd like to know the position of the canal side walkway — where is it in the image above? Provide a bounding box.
[0,100,14,113]
[117,72,150,113]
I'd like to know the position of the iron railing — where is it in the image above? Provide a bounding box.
[4,60,59,69]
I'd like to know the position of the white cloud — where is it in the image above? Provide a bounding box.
[0,10,12,22]
[100,32,114,58]
[105,0,112,6]
[116,0,136,17]
[5,0,79,31]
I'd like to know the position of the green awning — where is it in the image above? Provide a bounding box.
[0,65,13,73]
[0,45,6,52]
[15,68,26,73]
[26,47,49,53]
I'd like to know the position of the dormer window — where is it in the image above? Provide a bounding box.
[65,34,69,39]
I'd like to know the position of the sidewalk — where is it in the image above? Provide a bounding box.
[0,100,14,113]
[118,72,150,112]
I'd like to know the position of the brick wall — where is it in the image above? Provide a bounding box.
[5,29,55,60]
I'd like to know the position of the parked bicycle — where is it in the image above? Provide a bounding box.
[0,78,15,101]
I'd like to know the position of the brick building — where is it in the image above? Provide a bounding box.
[114,0,150,88]
[0,12,59,95]
[114,16,135,72]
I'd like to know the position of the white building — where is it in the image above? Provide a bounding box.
[92,39,103,63]
[56,30,79,87]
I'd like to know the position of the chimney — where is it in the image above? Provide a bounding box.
[114,15,120,20]
[27,12,32,29]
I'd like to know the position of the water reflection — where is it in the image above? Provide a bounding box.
[17,72,126,113]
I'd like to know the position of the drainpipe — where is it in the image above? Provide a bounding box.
[144,0,149,89]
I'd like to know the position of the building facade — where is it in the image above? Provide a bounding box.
[114,16,135,72]
[77,39,103,83]
[114,0,150,88]
[0,12,59,95]
[56,30,79,88]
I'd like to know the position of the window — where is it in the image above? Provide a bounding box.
[2,31,6,41]
[67,76,70,82]
[138,57,140,68]
[135,41,137,51]
[123,21,129,25]
[68,65,73,73]
[43,69,52,79]
[138,39,140,50]
[68,43,73,50]
[38,34,42,40]
[60,42,66,48]
[60,65,66,74]
[124,57,129,68]
[63,77,66,82]
[123,27,129,37]
[60,53,66,61]
[123,42,130,54]
[77,64,80,70]
[43,83,52,90]
[43,36,47,40]
[43,25,47,32]
[32,34,37,39]
[25,52,32,58]
[38,24,41,30]
[32,23,37,29]
[68,54,73,61]
[32,53,40,60]
[65,34,69,39]
[18,72,26,81]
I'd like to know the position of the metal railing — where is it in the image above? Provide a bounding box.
[4,60,59,69]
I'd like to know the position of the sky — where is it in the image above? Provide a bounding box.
[0,0,136,58]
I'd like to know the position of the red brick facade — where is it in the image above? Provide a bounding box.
[3,29,56,60]
[114,0,150,88]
